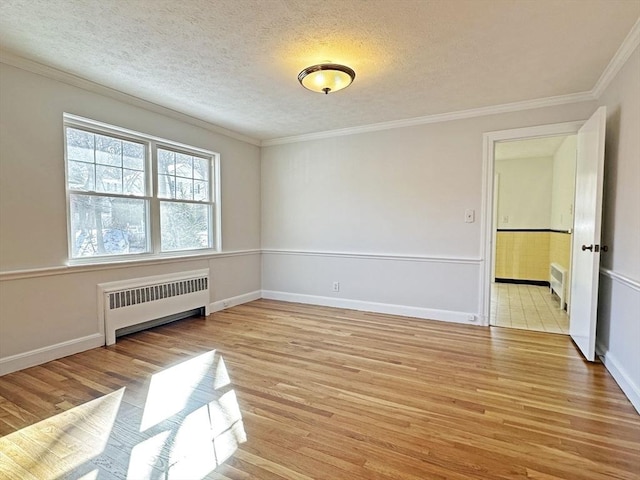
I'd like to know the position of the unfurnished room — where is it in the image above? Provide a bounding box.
[0,1,639,479]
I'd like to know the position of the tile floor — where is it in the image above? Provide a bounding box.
[490,283,569,334]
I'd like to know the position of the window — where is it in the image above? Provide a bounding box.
[64,115,219,261]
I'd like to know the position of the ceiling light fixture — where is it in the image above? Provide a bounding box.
[298,63,356,94]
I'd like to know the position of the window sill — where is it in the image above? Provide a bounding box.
[66,249,222,267]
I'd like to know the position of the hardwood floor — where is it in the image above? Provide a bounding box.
[1,299,638,479]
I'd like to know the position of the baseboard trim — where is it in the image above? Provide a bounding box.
[0,289,263,376]
[261,290,477,325]
[0,333,104,376]
[596,341,640,415]
[495,278,550,287]
[210,290,262,312]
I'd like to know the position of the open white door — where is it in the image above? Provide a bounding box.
[569,106,606,361]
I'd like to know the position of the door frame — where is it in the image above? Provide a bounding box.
[479,121,585,325]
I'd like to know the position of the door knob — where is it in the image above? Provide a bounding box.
[582,244,594,251]
[601,245,609,252]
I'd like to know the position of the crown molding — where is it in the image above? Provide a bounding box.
[592,18,640,99]
[260,91,595,146]
[0,50,262,147]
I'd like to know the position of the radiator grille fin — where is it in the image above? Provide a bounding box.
[108,277,208,310]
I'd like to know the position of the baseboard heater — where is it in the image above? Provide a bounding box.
[550,263,567,310]
[99,269,210,345]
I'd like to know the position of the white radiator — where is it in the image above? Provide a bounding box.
[98,269,210,345]
[550,263,567,310]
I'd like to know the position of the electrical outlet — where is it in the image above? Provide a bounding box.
[332,281,340,292]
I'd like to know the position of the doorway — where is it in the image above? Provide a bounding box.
[481,109,607,361]
[480,121,584,331]
[490,135,576,334]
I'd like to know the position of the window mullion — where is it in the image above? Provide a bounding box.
[150,141,161,254]
[213,153,221,251]
[67,190,150,201]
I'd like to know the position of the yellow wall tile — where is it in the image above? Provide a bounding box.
[495,231,550,281]
[549,232,571,270]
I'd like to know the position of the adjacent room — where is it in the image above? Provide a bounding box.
[1,1,639,479]
[490,134,576,334]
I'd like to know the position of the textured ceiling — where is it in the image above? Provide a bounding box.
[0,0,638,141]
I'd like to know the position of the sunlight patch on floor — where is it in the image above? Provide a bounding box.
[0,350,246,479]
[140,350,217,431]
[0,387,124,479]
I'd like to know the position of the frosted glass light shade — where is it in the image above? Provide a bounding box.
[298,64,355,94]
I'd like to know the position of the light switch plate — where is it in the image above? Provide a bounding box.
[465,209,475,223]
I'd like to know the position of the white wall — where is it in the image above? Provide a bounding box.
[550,135,577,231]
[0,63,262,373]
[495,156,553,229]
[596,45,640,412]
[261,101,597,322]
[494,137,577,232]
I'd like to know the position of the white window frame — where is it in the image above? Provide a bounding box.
[64,113,221,264]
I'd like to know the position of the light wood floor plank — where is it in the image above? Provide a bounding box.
[0,299,638,479]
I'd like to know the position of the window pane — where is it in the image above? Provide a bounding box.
[160,202,210,251]
[174,177,193,200]
[158,174,173,199]
[95,135,122,167]
[123,169,144,196]
[68,160,95,191]
[158,149,175,175]
[193,180,209,201]
[66,129,147,196]
[66,128,95,163]
[70,194,148,257]
[175,153,193,178]
[193,157,209,181]
[96,165,123,193]
[157,149,210,202]
[123,141,144,170]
